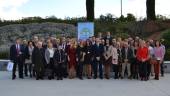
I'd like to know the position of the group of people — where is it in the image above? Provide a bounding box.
[10,32,166,81]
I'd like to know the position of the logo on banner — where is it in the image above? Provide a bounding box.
[78,22,94,41]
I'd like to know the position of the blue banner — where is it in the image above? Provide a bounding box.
[77,22,94,41]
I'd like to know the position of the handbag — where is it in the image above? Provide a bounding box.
[150,58,157,65]
[105,56,112,64]
[25,59,32,64]
[7,61,14,71]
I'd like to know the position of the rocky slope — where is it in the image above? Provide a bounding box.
[0,22,76,52]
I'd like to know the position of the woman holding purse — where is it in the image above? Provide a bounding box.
[111,41,118,79]
[103,39,113,79]
[25,41,34,78]
[153,40,164,80]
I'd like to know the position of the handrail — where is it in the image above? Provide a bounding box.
[0,60,10,62]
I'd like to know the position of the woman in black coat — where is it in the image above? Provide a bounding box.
[32,41,46,80]
[76,41,85,80]
[53,45,66,80]
[84,40,93,79]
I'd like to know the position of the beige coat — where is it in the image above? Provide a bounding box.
[111,47,118,65]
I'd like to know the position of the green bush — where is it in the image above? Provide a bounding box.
[162,29,170,61]
[164,49,170,61]
[113,33,130,39]
[0,51,9,59]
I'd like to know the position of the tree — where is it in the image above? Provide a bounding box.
[146,0,156,20]
[86,0,95,22]
[126,13,136,21]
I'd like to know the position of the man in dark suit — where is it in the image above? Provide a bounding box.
[10,38,25,80]
[61,37,68,78]
[121,42,134,79]
[92,38,104,79]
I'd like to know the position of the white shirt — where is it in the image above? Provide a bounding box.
[148,46,154,57]
[48,48,54,58]
[62,44,66,50]
[16,44,20,51]
[28,46,34,56]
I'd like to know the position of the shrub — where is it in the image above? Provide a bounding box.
[113,33,130,39]
[0,51,9,59]
[162,29,170,60]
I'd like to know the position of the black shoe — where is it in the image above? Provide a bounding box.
[128,76,132,79]
[30,75,32,78]
[154,77,159,80]
[144,77,148,81]
[57,78,60,80]
[25,74,28,77]
[87,77,91,79]
[114,77,118,79]
[40,77,44,80]
[161,74,164,77]
[48,76,52,80]
[105,75,110,79]
[93,76,97,79]
[146,77,149,80]
[19,76,24,79]
[36,77,39,80]
[60,77,63,80]
[12,75,16,80]
[51,76,54,79]
[33,74,36,77]
[79,77,83,80]
[100,77,103,79]
[136,75,139,80]
[93,75,97,79]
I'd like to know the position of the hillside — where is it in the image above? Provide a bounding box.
[0,22,76,52]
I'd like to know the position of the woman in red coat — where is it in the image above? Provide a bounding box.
[67,39,77,79]
[136,40,149,81]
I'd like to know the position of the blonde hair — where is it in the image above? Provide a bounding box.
[70,38,77,48]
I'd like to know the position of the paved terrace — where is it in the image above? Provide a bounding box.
[0,71,170,96]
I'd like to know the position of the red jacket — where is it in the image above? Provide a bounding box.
[136,46,149,62]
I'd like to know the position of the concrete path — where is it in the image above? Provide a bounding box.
[0,71,170,96]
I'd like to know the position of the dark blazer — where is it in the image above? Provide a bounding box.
[25,46,30,59]
[121,47,133,63]
[53,49,66,66]
[84,45,93,64]
[76,45,85,62]
[10,44,25,62]
[104,36,112,44]
[32,47,46,69]
[91,44,104,61]
[117,48,123,63]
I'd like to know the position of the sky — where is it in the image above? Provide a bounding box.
[0,0,170,20]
